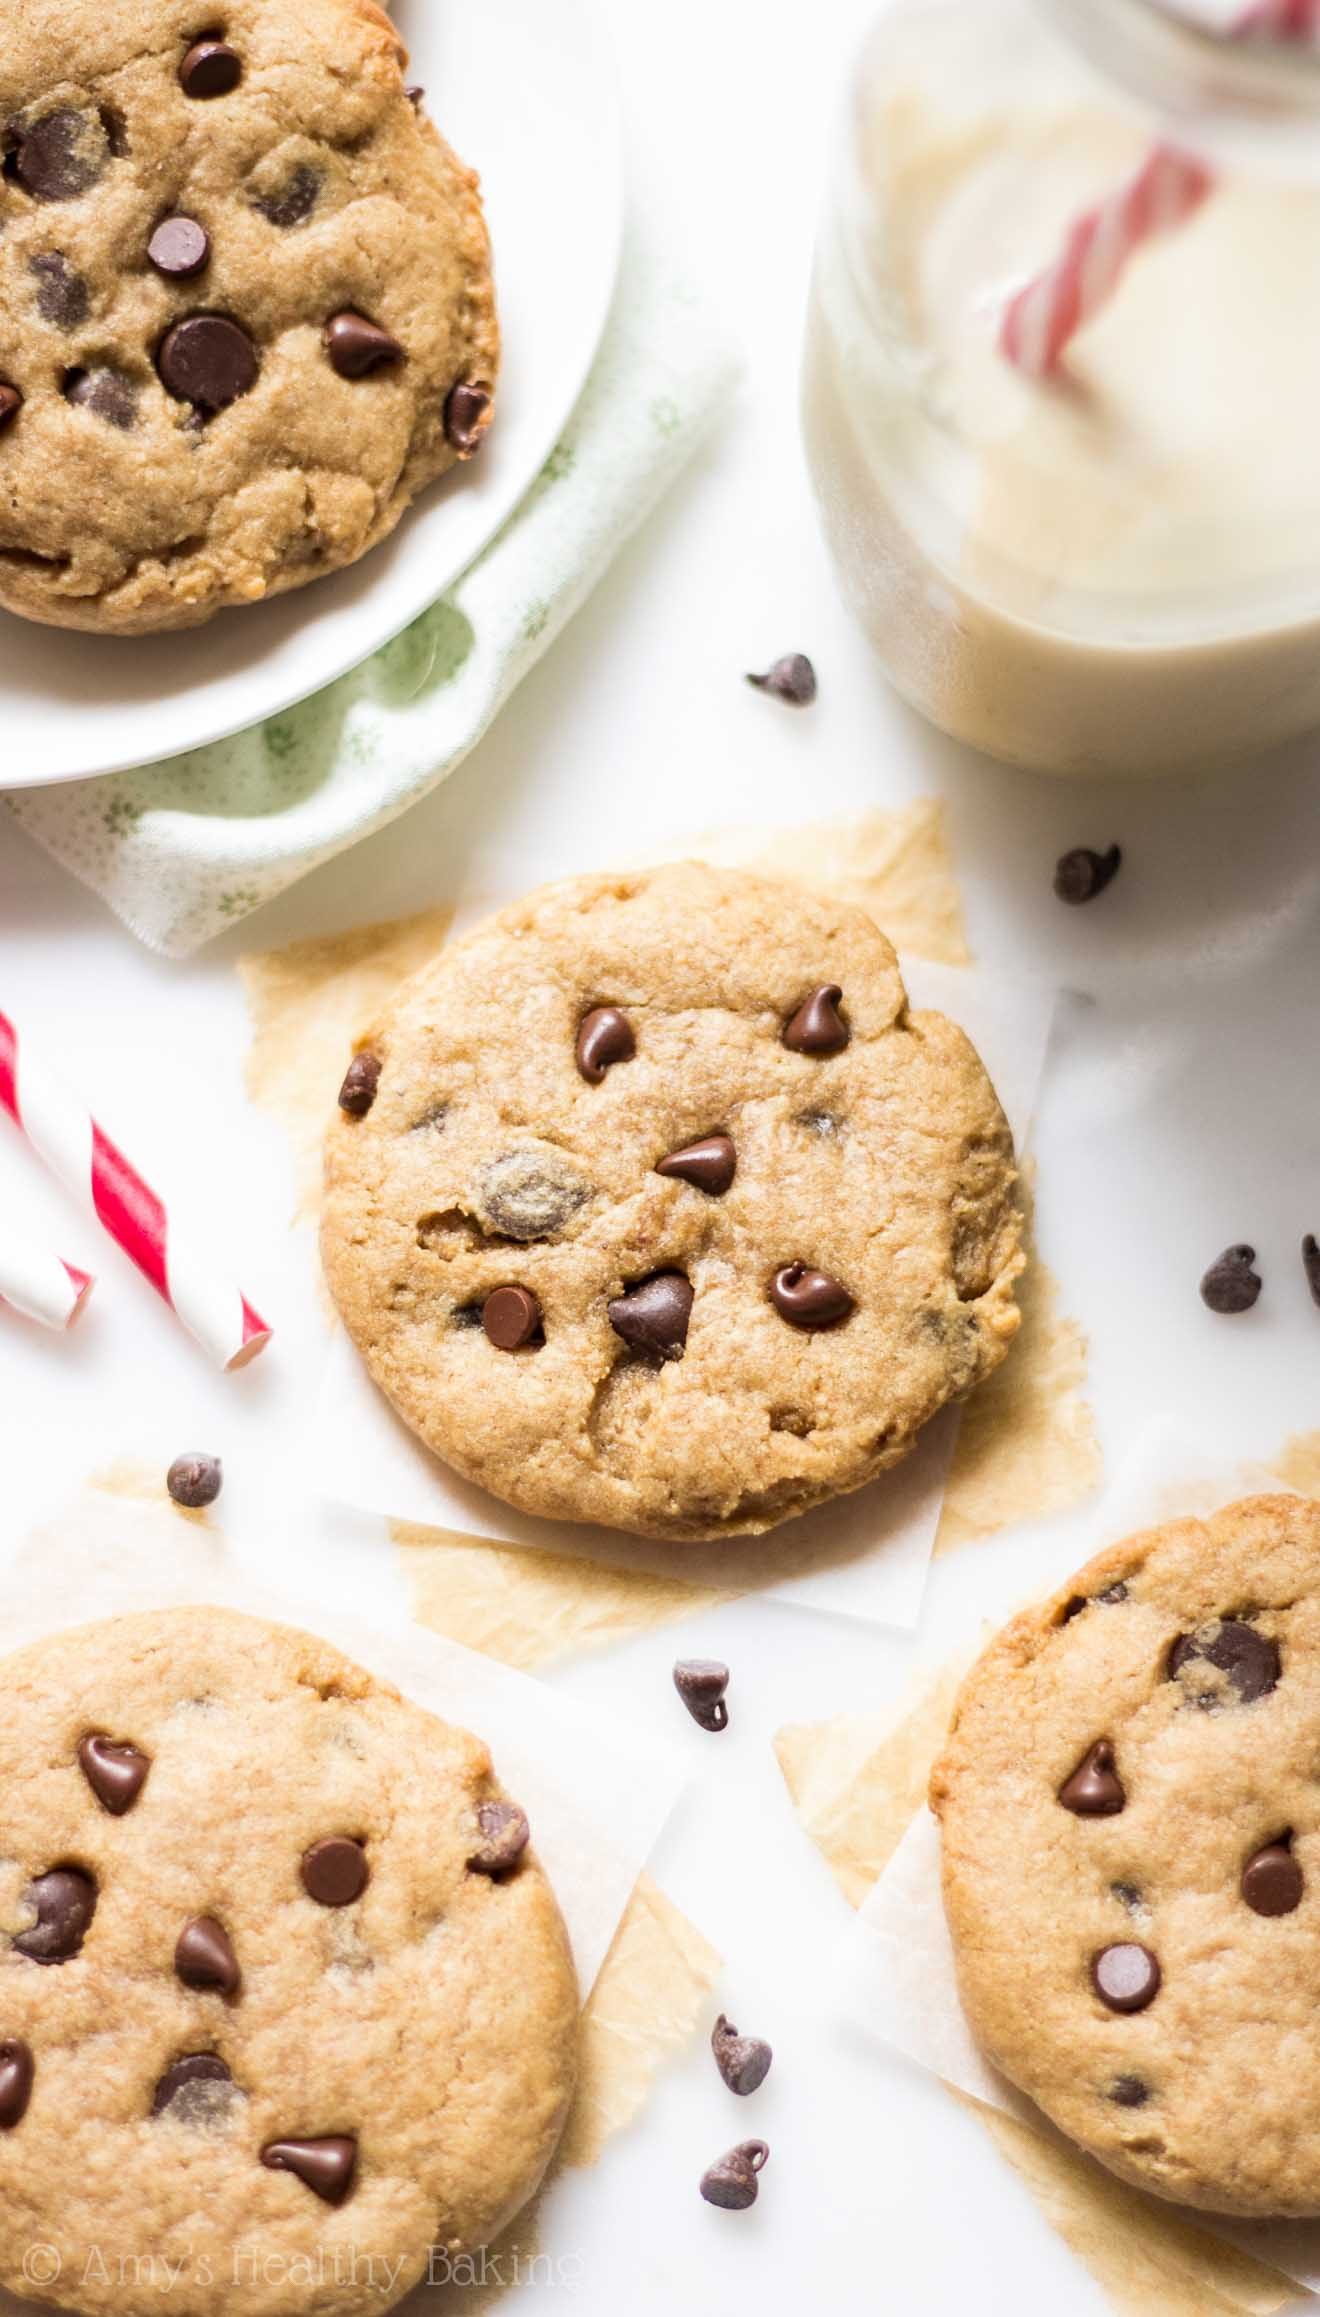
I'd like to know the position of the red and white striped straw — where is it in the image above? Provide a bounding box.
[0,1007,270,1371]
[1233,0,1320,38]
[1000,143,1215,379]
[0,1227,94,1332]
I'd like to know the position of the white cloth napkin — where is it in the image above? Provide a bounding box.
[6,203,736,956]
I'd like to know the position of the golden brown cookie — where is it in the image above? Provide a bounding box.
[0,1608,576,2315]
[0,0,498,633]
[321,863,1024,1543]
[932,1493,1320,2216]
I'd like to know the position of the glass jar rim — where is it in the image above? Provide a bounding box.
[1042,0,1320,156]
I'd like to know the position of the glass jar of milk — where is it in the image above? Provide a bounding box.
[803,0,1320,776]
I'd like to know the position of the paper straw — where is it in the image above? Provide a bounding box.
[0,1227,94,1331]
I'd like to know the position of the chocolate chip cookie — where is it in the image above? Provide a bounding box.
[0,1608,576,2316]
[932,1493,1320,2216]
[0,0,498,634]
[321,864,1024,1542]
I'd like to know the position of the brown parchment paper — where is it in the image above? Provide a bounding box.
[238,803,1097,1665]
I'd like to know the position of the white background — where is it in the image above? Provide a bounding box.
[3,1,1320,2309]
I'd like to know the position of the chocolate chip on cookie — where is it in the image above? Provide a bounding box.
[1110,2074,1149,2108]
[444,380,493,456]
[78,1733,150,1815]
[1057,1739,1125,1816]
[609,1272,693,1359]
[325,311,406,378]
[468,1799,530,1877]
[14,1867,97,1963]
[1241,1837,1303,1917]
[1092,1942,1161,2014]
[474,1148,590,1240]
[482,1286,543,1352]
[151,2053,236,2121]
[179,40,243,99]
[339,1051,382,1118]
[0,2042,33,2129]
[65,367,138,429]
[261,2136,358,2206]
[0,386,21,431]
[30,252,89,326]
[175,1915,241,1996]
[8,105,113,201]
[1168,1618,1280,1706]
[576,1005,635,1083]
[301,1838,370,1908]
[158,315,258,413]
[770,1263,854,1330]
[148,217,211,280]
[656,1134,737,1195]
[782,984,849,1055]
[253,165,321,228]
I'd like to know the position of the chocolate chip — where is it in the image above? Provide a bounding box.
[711,2014,772,2096]
[261,2136,357,2206]
[468,1799,530,1877]
[175,1915,240,1996]
[78,1734,150,1815]
[609,1271,693,1359]
[1110,2075,1149,2108]
[444,380,492,456]
[149,217,210,280]
[656,1134,737,1195]
[0,385,21,431]
[158,315,258,412]
[1112,1882,1145,1916]
[301,1838,370,1909]
[406,85,425,107]
[747,653,817,706]
[1200,1244,1261,1314]
[475,1148,590,1240]
[9,107,111,201]
[482,1285,543,1352]
[30,253,88,328]
[1242,1837,1303,1917]
[576,1006,635,1083]
[325,311,406,379]
[1304,1235,1320,1308]
[770,1262,854,1331]
[1097,1582,1130,1605]
[1168,1619,1280,1706]
[151,2053,233,2120]
[673,1659,729,1733]
[782,985,849,1056]
[167,1453,222,1510]
[1091,1943,1160,2014]
[0,2042,33,2129]
[253,166,320,228]
[1054,844,1122,905]
[700,2139,769,2210]
[65,368,138,429]
[338,1051,382,1117]
[14,1868,96,1963]
[1058,1739,1125,1817]
[180,40,243,98]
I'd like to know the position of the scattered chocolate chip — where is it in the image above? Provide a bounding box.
[482,1285,543,1352]
[1091,1942,1161,2014]
[468,1799,530,1877]
[14,1868,97,1963]
[700,2139,769,2210]
[301,1838,370,1909]
[475,1148,590,1240]
[656,1134,737,1196]
[673,1659,729,1733]
[1058,1739,1125,1817]
[444,380,492,456]
[149,217,210,280]
[0,385,21,431]
[782,985,849,1056]
[576,1005,635,1083]
[1110,2075,1149,2109]
[1054,844,1122,905]
[180,40,243,98]
[261,2136,357,2206]
[65,367,138,429]
[175,1915,240,1996]
[1200,1244,1261,1314]
[747,653,817,706]
[253,166,320,228]
[158,314,258,412]
[608,1271,693,1360]
[1242,1837,1303,1917]
[30,252,88,328]
[770,1262,855,1331]
[1303,1235,1320,1308]
[338,1051,382,1117]
[151,2053,233,2120]
[10,107,111,201]
[167,1453,222,1510]
[78,1734,150,1815]
[711,2014,772,2096]
[0,2041,33,2129]
[1168,1619,1280,1706]
[325,311,405,379]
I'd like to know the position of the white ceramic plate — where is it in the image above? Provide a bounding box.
[0,0,622,788]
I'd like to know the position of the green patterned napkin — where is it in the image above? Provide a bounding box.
[6,207,735,955]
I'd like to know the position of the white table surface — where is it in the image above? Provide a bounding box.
[4,2,1320,2310]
